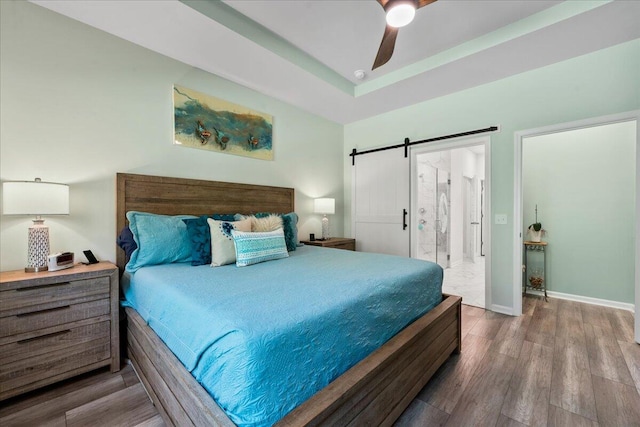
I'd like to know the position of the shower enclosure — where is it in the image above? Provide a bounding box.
[417,162,451,269]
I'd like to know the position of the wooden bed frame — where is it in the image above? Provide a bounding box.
[116,173,462,426]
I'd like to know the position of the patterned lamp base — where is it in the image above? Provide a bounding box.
[321,215,330,240]
[26,219,49,272]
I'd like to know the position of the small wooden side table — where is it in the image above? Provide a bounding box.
[301,237,356,251]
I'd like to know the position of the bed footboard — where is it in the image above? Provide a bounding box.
[126,294,461,427]
[126,307,234,426]
[277,294,462,426]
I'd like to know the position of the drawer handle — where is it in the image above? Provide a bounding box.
[16,282,71,292]
[17,329,71,344]
[16,305,71,317]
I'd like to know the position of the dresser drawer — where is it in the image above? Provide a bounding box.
[0,320,111,365]
[0,299,110,338]
[0,338,111,400]
[0,277,110,317]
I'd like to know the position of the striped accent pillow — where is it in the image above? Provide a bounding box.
[231,228,289,267]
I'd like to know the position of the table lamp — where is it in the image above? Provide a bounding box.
[314,198,335,240]
[2,178,70,272]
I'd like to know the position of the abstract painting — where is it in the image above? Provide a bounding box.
[173,85,273,160]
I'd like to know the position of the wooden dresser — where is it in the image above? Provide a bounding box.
[301,237,356,251]
[0,262,120,400]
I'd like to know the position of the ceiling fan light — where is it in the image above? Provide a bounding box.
[386,3,416,28]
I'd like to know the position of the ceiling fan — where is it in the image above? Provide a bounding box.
[372,0,437,70]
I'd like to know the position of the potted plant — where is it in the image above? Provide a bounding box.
[527,222,545,242]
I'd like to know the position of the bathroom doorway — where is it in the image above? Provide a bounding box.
[412,141,488,308]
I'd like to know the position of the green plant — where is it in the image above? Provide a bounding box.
[527,222,546,237]
[528,222,542,232]
[528,205,546,234]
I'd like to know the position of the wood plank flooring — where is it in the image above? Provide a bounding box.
[0,363,162,427]
[397,296,640,427]
[1,296,638,427]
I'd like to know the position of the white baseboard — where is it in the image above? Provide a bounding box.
[490,304,515,316]
[525,289,635,313]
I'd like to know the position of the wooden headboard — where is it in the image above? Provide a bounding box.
[116,173,295,271]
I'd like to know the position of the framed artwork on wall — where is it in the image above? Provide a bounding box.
[173,85,273,160]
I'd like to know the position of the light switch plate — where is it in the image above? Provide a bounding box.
[495,214,507,225]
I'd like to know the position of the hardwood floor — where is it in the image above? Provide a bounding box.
[1,296,638,426]
[0,363,164,427]
[397,296,640,427]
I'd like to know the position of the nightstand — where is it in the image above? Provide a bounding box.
[0,262,120,400]
[301,237,356,251]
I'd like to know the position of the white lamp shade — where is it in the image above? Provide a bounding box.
[3,180,69,215]
[314,198,335,215]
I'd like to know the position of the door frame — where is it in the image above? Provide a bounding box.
[411,135,492,309]
[513,110,639,343]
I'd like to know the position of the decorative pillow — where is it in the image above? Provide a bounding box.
[281,212,299,251]
[232,228,289,267]
[207,218,252,267]
[235,212,299,252]
[126,211,196,272]
[252,214,283,232]
[183,214,237,266]
[116,226,137,261]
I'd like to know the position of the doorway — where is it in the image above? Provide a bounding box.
[412,138,490,309]
[513,111,639,343]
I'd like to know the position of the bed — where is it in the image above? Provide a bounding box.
[116,172,462,427]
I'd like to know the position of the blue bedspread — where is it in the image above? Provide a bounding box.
[122,245,442,426]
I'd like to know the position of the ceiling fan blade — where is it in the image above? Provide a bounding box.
[379,0,435,9]
[417,0,437,9]
[372,25,398,70]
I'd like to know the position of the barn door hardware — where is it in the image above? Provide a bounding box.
[349,126,498,165]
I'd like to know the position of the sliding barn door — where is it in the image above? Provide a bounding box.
[353,149,410,256]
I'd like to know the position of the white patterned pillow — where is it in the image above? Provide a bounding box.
[231,228,289,267]
[207,218,252,267]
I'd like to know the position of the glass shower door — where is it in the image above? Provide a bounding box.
[418,164,450,269]
[435,171,450,268]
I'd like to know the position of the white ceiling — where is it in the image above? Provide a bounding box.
[31,0,640,124]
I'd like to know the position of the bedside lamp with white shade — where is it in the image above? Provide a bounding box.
[2,178,70,272]
[314,198,335,240]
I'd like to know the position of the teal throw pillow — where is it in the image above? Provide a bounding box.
[231,228,289,267]
[126,211,196,272]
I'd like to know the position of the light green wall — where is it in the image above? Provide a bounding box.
[523,122,636,303]
[0,1,344,271]
[344,39,640,309]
